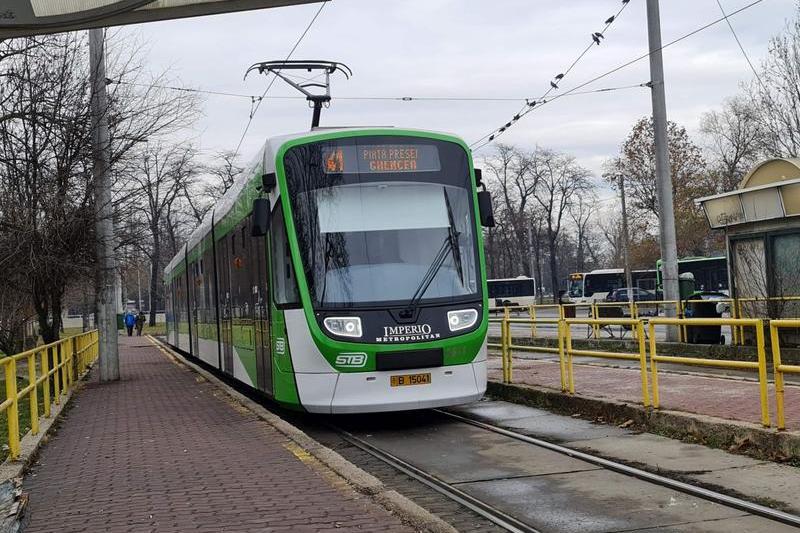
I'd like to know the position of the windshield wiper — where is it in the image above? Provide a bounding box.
[444,187,464,283]
[401,187,462,316]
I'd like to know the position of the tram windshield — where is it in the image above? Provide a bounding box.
[282,136,480,308]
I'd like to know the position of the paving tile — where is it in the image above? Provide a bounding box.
[24,336,411,533]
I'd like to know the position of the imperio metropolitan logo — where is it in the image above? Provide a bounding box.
[376,324,441,343]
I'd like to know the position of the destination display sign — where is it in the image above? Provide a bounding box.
[322,144,441,174]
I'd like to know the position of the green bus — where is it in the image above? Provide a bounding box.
[655,256,729,294]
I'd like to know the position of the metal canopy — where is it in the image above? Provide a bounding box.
[696,177,800,229]
[0,0,323,37]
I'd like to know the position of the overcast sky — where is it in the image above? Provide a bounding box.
[123,0,797,198]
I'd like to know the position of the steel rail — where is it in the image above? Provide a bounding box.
[332,425,542,533]
[437,409,800,529]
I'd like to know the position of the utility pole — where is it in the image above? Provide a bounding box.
[646,0,680,340]
[90,28,120,381]
[527,224,538,301]
[619,176,634,306]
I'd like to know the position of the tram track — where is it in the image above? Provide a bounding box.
[435,410,800,530]
[333,423,542,533]
[324,409,800,532]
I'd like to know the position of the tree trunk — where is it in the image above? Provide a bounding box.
[548,231,560,304]
[487,228,496,278]
[82,288,90,332]
[533,229,544,304]
[576,228,585,272]
[149,230,161,327]
[35,289,62,344]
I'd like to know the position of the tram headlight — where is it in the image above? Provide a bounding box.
[323,317,362,338]
[447,309,478,332]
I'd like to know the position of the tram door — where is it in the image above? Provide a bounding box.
[217,234,234,374]
[249,218,272,394]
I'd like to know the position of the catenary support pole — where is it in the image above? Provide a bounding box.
[620,176,634,304]
[90,28,120,381]
[646,0,680,340]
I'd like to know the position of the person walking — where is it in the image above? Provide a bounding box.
[124,311,136,337]
[135,311,146,336]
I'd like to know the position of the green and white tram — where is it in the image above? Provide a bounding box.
[163,128,493,413]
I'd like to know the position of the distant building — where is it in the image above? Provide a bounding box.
[696,158,800,320]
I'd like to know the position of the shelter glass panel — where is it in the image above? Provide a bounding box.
[733,237,767,318]
[782,184,800,216]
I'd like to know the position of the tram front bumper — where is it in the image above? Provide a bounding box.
[295,360,487,414]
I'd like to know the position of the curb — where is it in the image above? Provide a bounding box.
[148,337,457,533]
[487,380,800,462]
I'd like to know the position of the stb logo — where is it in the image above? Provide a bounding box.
[335,352,367,368]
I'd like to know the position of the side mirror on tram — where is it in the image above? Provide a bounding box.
[251,198,271,236]
[477,190,495,227]
[474,168,484,188]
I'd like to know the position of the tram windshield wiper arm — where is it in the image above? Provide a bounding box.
[443,187,464,283]
[402,187,462,315]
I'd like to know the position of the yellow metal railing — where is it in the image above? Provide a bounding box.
[768,319,800,430]
[492,313,782,427]
[503,317,566,390]
[0,330,98,459]
[527,304,563,338]
[736,296,800,344]
[647,317,769,427]
[563,318,650,406]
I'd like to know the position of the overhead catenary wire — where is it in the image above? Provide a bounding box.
[110,79,649,103]
[470,0,634,150]
[715,0,766,92]
[471,0,767,153]
[231,0,329,159]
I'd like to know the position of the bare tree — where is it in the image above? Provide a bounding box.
[0,32,199,346]
[0,34,96,343]
[568,192,598,273]
[750,14,800,158]
[128,142,198,326]
[700,96,762,191]
[203,150,243,199]
[530,148,592,303]
[483,145,538,277]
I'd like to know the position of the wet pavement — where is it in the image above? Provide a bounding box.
[337,405,799,532]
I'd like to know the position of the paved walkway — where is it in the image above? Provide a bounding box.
[23,336,412,533]
[488,354,800,430]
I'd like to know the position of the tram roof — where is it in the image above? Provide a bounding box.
[262,126,462,152]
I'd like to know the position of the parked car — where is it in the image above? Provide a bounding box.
[605,287,657,303]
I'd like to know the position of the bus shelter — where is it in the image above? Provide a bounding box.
[696,158,800,324]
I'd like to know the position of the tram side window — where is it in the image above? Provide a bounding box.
[270,205,300,306]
